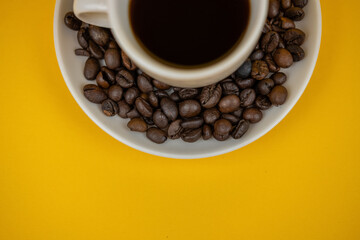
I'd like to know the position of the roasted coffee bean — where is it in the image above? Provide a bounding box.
[293,0,308,8]
[268,0,280,18]
[255,95,272,110]
[104,48,121,69]
[284,28,306,45]
[232,108,244,118]
[200,84,222,108]
[218,95,241,113]
[168,120,183,139]
[77,28,89,48]
[222,81,240,95]
[137,75,153,93]
[264,54,280,72]
[236,59,252,78]
[101,66,116,82]
[108,40,119,49]
[213,119,233,141]
[135,97,153,118]
[273,48,293,68]
[153,109,169,129]
[88,25,110,47]
[268,85,288,106]
[126,108,140,119]
[232,120,250,139]
[83,84,107,103]
[154,90,169,99]
[179,100,201,118]
[143,117,155,126]
[89,40,104,59]
[148,92,159,108]
[239,89,256,107]
[263,20,272,34]
[181,117,204,129]
[170,92,181,102]
[101,99,119,116]
[281,0,292,9]
[140,93,149,101]
[202,125,213,140]
[257,78,275,95]
[236,78,256,89]
[127,118,148,132]
[121,50,137,71]
[124,87,140,105]
[152,79,170,90]
[287,44,305,61]
[178,88,200,100]
[261,31,280,53]
[181,128,202,143]
[108,85,123,102]
[280,17,295,29]
[64,12,82,31]
[250,49,265,61]
[203,108,221,125]
[251,60,269,80]
[96,72,111,89]
[84,58,100,80]
[243,108,263,123]
[222,114,240,125]
[161,98,178,121]
[75,49,90,57]
[146,127,167,144]
[271,72,287,85]
[116,69,134,88]
[118,100,131,118]
[285,7,305,21]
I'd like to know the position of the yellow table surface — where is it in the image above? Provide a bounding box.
[1,1,359,239]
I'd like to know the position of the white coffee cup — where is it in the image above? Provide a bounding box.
[74,0,268,88]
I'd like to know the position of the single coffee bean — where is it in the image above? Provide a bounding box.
[268,0,280,18]
[124,87,140,105]
[84,58,100,80]
[152,79,170,90]
[155,90,169,99]
[236,78,256,89]
[121,50,137,71]
[64,12,82,31]
[271,72,287,85]
[170,92,181,102]
[181,128,202,143]
[287,44,305,62]
[200,84,222,108]
[232,108,244,118]
[101,66,116,82]
[222,81,240,96]
[146,127,167,144]
[213,119,233,141]
[168,120,183,139]
[104,48,121,69]
[284,28,306,45]
[148,92,159,108]
[153,109,169,129]
[127,118,148,132]
[127,108,141,119]
[108,85,123,102]
[250,49,265,61]
[285,7,305,21]
[281,0,292,9]
[135,97,153,118]
[257,78,275,95]
[264,54,280,73]
[293,0,308,8]
[251,60,269,80]
[118,100,131,118]
[218,95,241,113]
[83,84,107,103]
[202,125,213,140]
[255,95,272,110]
[179,100,201,118]
[239,89,256,107]
[273,48,293,68]
[178,88,200,100]
[77,28,89,48]
[261,31,280,53]
[236,59,252,78]
[268,85,288,106]
[160,98,178,121]
[96,72,110,89]
[232,120,250,139]
[101,99,119,116]
[88,25,110,47]
[137,75,153,93]
[222,114,240,125]
[280,17,295,29]
[181,117,204,129]
[108,40,119,49]
[116,69,134,88]
[75,49,90,57]
[203,108,221,125]
[89,40,104,59]
[243,108,263,123]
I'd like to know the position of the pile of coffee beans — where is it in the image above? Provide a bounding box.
[64,0,307,144]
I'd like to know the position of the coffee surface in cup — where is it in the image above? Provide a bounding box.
[130,0,250,67]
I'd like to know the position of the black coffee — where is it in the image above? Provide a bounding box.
[129,0,250,66]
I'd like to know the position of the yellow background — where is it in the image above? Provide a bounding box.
[1,1,359,239]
